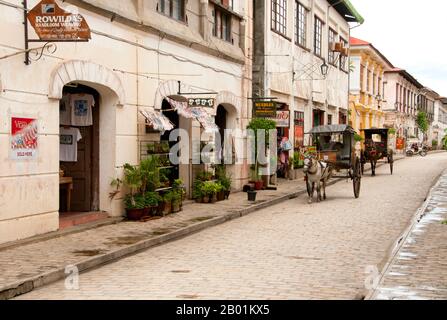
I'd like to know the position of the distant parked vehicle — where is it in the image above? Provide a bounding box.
[406,143,428,157]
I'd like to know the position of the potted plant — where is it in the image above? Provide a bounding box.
[161,141,170,153]
[193,179,204,203]
[173,179,186,209]
[124,193,146,221]
[247,118,277,190]
[171,191,182,213]
[122,163,145,220]
[162,192,173,216]
[215,182,225,202]
[201,181,217,204]
[247,189,257,202]
[144,192,162,216]
[147,142,155,155]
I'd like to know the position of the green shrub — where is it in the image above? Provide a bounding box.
[124,193,145,210]
[144,192,162,207]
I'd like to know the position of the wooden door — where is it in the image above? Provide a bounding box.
[61,126,92,212]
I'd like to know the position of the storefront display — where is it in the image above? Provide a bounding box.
[60,127,82,162]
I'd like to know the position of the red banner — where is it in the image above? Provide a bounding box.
[396,138,405,150]
[11,117,38,160]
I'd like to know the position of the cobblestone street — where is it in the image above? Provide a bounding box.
[372,168,447,300]
[16,153,447,300]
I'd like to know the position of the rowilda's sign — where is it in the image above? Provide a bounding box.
[27,0,91,41]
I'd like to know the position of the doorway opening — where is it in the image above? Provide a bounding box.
[161,98,180,184]
[59,83,106,229]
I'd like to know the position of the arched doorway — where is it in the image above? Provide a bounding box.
[49,60,124,222]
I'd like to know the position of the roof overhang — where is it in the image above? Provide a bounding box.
[328,0,365,24]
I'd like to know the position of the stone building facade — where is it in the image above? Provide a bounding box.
[0,0,253,244]
[252,0,363,150]
[349,37,393,135]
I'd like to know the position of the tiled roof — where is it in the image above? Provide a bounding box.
[350,37,370,46]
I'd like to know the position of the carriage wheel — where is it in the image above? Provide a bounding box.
[353,158,361,199]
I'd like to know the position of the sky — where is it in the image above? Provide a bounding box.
[349,0,447,96]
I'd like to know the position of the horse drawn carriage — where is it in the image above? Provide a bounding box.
[305,125,362,201]
[360,128,394,176]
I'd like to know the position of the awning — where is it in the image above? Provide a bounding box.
[140,108,174,132]
[166,97,219,133]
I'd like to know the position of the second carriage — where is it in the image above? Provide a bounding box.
[360,128,394,176]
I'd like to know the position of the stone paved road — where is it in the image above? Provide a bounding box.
[372,170,447,300]
[17,153,447,300]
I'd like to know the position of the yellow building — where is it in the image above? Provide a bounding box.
[349,37,394,135]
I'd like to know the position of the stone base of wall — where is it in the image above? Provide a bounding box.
[0,212,59,245]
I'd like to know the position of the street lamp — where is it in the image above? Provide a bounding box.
[320,61,329,77]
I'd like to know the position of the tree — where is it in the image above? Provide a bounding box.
[442,129,447,150]
[416,112,429,135]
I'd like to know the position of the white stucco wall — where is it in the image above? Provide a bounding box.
[0,0,252,244]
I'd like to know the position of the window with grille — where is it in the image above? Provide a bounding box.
[214,7,232,42]
[272,0,287,36]
[157,0,185,21]
[314,16,323,57]
[328,28,337,65]
[295,2,307,47]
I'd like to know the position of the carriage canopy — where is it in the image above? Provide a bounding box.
[307,125,356,135]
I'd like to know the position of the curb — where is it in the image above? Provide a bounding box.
[0,156,405,300]
[364,168,446,300]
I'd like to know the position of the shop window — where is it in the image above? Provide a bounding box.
[214,6,232,42]
[157,0,185,22]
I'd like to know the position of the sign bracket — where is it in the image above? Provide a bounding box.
[23,0,90,65]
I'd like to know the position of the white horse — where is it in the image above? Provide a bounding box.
[303,156,333,204]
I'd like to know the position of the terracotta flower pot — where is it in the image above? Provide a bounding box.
[172,202,181,213]
[254,181,264,191]
[162,202,172,216]
[217,191,225,202]
[126,208,145,221]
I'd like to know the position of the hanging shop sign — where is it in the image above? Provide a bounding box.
[275,111,290,128]
[27,0,91,41]
[188,98,215,108]
[10,117,39,160]
[254,101,277,118]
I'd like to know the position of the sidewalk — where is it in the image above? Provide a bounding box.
[0,156,405,300]
[370,169,447,300]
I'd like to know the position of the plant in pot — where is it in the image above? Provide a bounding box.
[247,118,277,191]
[140,156,161,193]
[193,179,204,203]
[123,163,145,221]
[201,181,217,204]
[146,142,155,155]
[173,179,186,209]
[216,165,232,200]
[124,193,146,221]
[171,190,182,213]
[144,192,162,217]
[247,188,257,202]
[161,141,170,153]
[161,192,173,216]
[215,182,225,202]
